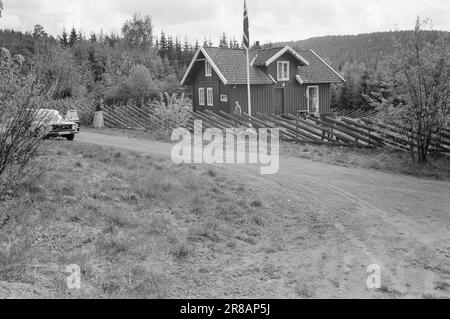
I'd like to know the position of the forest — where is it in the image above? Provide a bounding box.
[0,15,192,109]
[0,13,255,111]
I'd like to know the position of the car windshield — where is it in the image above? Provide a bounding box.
[36,110,64,122]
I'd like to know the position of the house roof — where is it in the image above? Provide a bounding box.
[203,47,275,85]
[251,47,285,66]
[252,46,309,67]
[181,46,344,86]
[296,50,345,84]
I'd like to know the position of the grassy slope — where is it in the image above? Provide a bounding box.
[0,142,269,298]
[1,137,447,298]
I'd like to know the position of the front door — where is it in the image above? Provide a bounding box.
[307,86,319,115]
[274,88,285,114]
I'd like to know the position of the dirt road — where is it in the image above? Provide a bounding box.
[77,131,450,298]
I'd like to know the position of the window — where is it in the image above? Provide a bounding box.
[220,94,228,102]
[307,86,319,114]
[207,88,214,106]
[198,88,205,106]
[205,60,212,77]
[277,61,289,81]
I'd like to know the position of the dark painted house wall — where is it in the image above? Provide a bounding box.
[192,59,220,113]
[191,52,332,115]
[267,52,331,115]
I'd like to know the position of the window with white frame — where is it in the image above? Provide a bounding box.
[205,60,212,77]
[220,94,228,102]
[207,88,214,106]
[198,88,205,106]
[277,61,290,81]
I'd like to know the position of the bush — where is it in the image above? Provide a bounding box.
[106,64,159,106]
[0,48,47,199]
[152,92,192,132]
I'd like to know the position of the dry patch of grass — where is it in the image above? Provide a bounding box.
[282,142,450,180]
[0,141,267,298]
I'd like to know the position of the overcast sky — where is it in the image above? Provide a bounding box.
[1,0,450,44]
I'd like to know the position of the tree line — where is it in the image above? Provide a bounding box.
[0,12,258,109]
[280,31,449,111]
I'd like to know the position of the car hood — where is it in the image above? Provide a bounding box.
[47,120,77,126]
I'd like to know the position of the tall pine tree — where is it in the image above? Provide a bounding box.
[183,37,190,66]
[167,36,174,61]
[69,28,78,47]
[159,31,168,59]
[60,28,69,48]
[219,33,228,48]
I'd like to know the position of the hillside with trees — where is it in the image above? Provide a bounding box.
[273,31,449,69]
[270,31,450,110]
[0,16,193,112]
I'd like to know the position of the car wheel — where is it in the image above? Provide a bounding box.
[66,134,75,141]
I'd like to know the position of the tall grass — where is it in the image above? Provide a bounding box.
[0,142,267,298]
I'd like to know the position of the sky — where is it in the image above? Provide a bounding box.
[1,0,450,44]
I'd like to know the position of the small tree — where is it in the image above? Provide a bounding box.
[153,93,192,133]
[127,64,159,105]
[0,1,3,17]
[0,48,48,199]
[367,18,450,163]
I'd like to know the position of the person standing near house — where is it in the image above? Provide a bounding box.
[234,101,242,115]
[234,101,243,127]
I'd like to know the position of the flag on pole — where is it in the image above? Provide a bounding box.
[243,0,252,116]
[243,0,250,49]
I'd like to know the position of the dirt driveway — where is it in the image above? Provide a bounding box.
[77,131,450,298]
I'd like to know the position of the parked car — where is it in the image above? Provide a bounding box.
[34,109,80,141]
[64,110,81,134]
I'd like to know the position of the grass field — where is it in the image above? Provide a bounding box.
[0,141,269,298]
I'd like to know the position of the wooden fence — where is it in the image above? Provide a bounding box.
[52,101,183,131]
[331,106,378,119]
[184,110,450,154]
[50,100,449,155]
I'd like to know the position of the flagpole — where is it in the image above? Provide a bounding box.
[246,48,252,117]
[243,0,252,117]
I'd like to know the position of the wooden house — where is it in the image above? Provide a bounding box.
[181,46,344,116]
